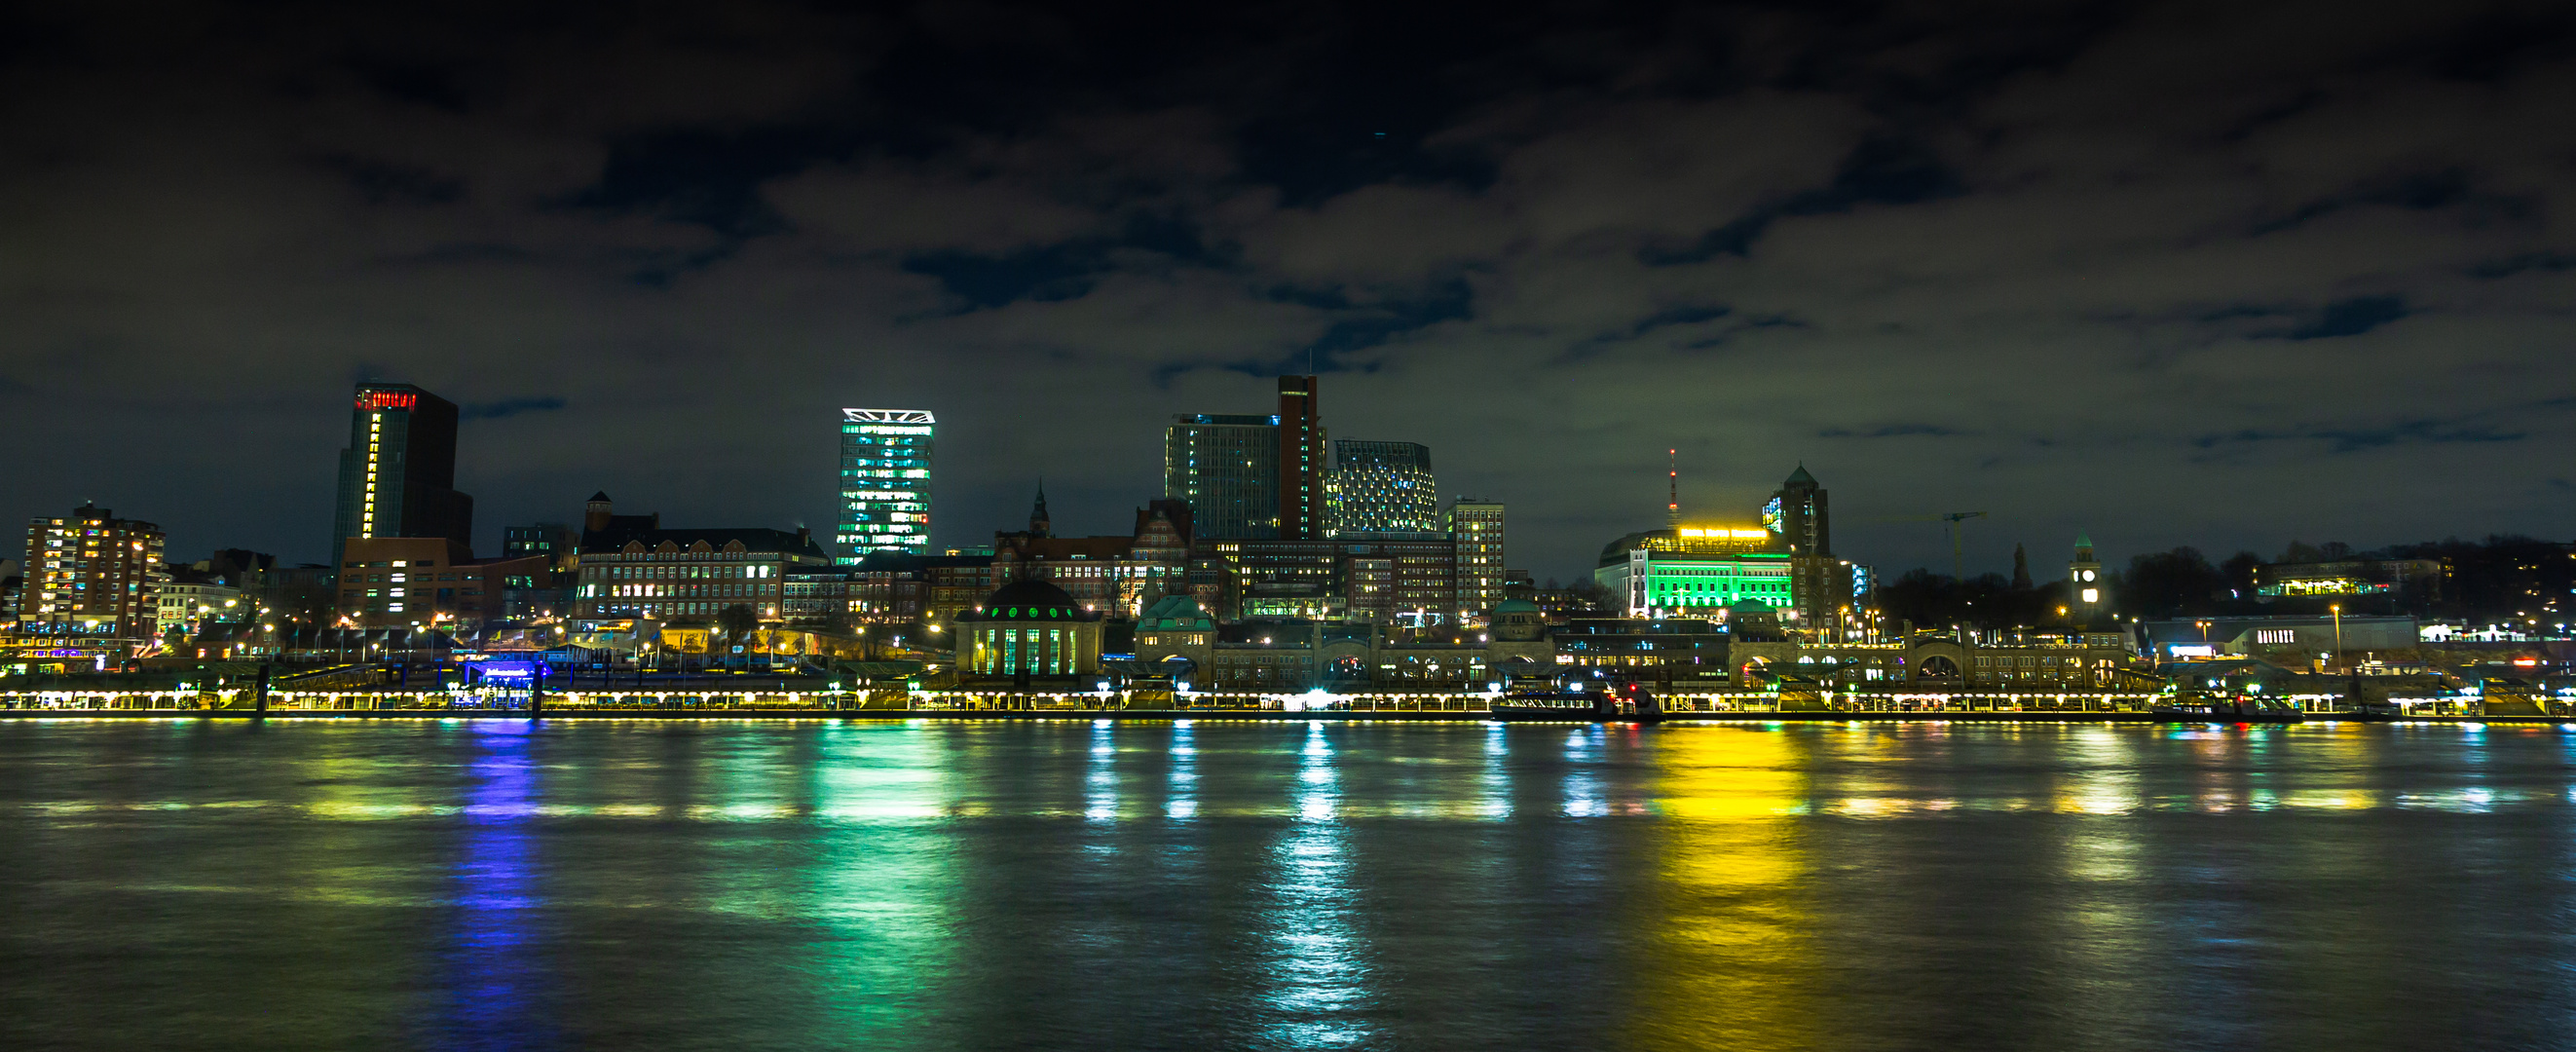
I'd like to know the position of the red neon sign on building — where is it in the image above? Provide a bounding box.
[355,391,419,411]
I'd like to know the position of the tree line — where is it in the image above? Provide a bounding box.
[1876,535,2574,628]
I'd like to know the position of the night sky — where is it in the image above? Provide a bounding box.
[6,1,2572,582]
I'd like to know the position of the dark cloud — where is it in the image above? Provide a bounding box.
[1821,425,1978,439]
[1639,136,1965,264]
[315,153,466,206]
[2194,419,2527,455]
[462,397,570,421]
[2285,295,2409,340]
[4,0,2575,582]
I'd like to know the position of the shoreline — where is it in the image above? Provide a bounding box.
[0,707,2561,725]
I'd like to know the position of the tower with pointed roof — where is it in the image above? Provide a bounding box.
[1768,465,1829,556]
[1028,481,1052,539]
[2069,531,2106,625]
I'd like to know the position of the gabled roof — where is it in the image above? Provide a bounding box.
[1139,593,1213,630]
[580,525,825,559]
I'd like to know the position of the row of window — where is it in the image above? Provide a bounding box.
[593,564,778,580]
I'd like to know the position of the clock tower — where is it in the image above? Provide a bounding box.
[2069,532,2106,625]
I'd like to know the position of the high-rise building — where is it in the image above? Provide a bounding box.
[1166,375,1328,542]
[1165,413,1280,540]
[1768,466,1860,637]
[22,504,166,640]
[837,408,935,562]
[1448,499,1506,617]
[1277,376,1327,541]
[1331,440,1437,534]
[331,383,472,571]
[1766,465,1830,556]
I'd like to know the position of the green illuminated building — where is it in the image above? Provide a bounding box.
[1593,526,1795,620]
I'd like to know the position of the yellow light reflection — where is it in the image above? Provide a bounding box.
[1627,727,1817,1052]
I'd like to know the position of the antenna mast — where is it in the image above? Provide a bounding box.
[1666,448,1679,528]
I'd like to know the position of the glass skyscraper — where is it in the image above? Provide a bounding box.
[1164,413,1280,540]
[838,408,935,562]
[1328,439,1437,534]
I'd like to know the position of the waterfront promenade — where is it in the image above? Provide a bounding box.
[0,695,2555,724]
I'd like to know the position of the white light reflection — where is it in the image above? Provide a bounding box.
[1478,724,1512,820]
[1562,726,1607,817]
[1086,720,1117,823]
[1257,723,1378,1047]
[1168,721,1198,820]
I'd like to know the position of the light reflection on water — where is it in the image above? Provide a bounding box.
[4,721,2576,1050]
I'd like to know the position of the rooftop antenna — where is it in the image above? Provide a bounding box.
[1666,448,1680,528]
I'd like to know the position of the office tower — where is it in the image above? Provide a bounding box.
[22,504,165,639]
[1331,440,1437,534]
[1448,498,1505,617]
[1165,413,1280,540]
[1277,376,1326,541]
[331,383,472,571]
[1766,465,1829,555]
[837,408,936,562]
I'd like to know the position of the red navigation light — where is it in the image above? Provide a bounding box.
[355,391,419,411]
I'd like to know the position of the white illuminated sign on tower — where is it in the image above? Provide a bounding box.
[837,408,936,563]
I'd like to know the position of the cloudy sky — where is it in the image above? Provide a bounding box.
[5,0,2571,582]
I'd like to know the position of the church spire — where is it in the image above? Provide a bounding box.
[1028,480,1052,539]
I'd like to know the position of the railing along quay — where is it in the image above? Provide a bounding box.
[2,687,2561,721]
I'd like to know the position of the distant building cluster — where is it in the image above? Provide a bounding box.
[5,372,2572,698]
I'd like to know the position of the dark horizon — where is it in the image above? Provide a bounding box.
[6,1,2572,582]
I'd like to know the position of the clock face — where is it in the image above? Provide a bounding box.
[2080,569,2096,582]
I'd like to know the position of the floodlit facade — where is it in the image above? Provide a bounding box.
[1594,526,1796,620]
[837,408,935,560]
[959,579,1104,677]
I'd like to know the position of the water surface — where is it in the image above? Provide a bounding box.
[3,720,2572,1050]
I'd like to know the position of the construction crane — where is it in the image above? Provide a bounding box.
[1881,511,1988,581]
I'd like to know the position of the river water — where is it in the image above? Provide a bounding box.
[3,719,2573,1051]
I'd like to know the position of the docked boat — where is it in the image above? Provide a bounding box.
[1490,690,1620,722]
[2148,693,2306,724]
[1489,686,1667,724]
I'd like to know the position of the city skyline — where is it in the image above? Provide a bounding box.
[5,369,2566,586]
[6,3,2574,582]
